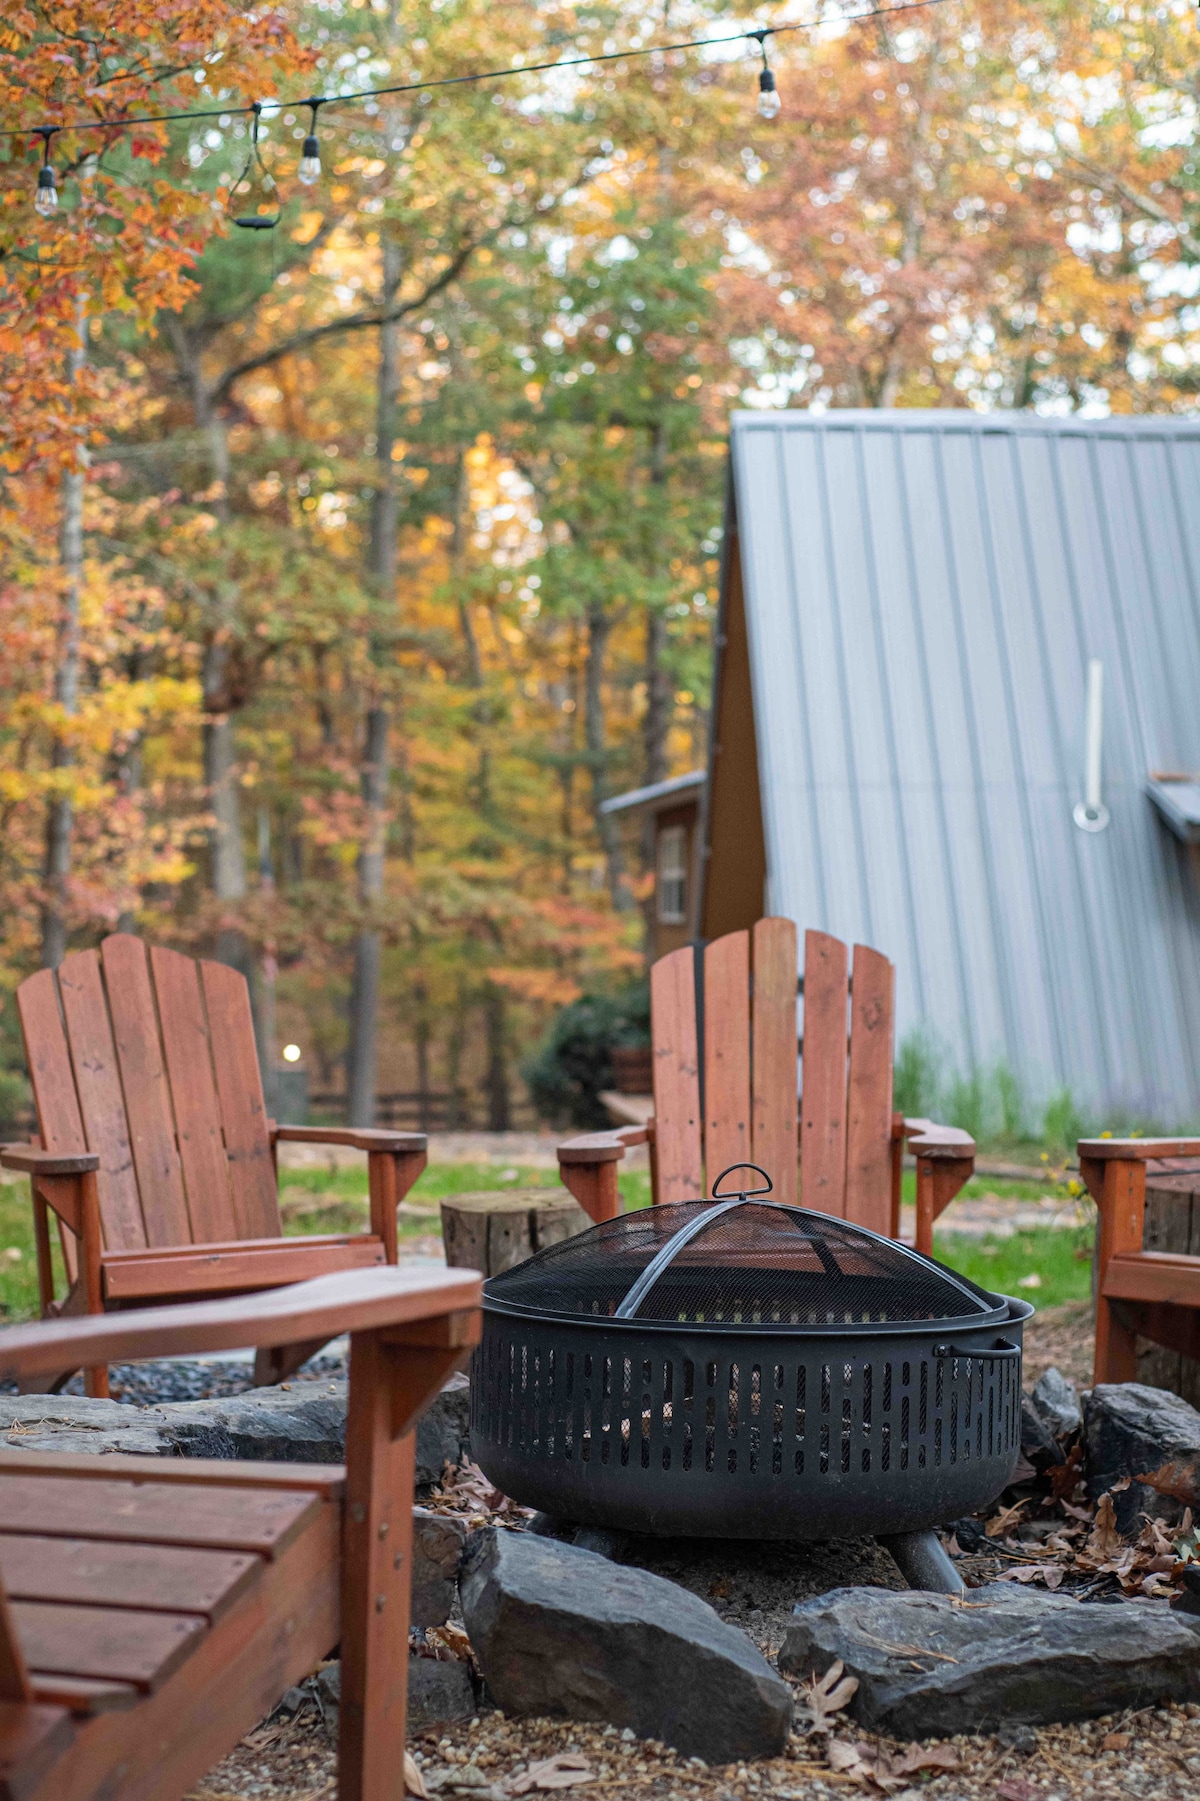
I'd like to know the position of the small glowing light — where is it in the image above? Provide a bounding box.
[282,1043,302,1063]
[753,32,781,121]
[34,130,58,217]
[34,165,58,216]
[297,99,323,188]
[298,137,322,185]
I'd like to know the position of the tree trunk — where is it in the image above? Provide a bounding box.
[347,705,390,1127]
[370,235,404,586]
[41,297,88,970]
[483,980,511,1132]
[584,603,630,909]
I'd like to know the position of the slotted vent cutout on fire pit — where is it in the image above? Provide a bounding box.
[484,1194,999,1330]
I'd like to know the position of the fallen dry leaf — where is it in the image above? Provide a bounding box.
[828,1738,958,1789]
[999,1563,1065,1590]
[1137,1460,1200,1508]
[506,1753,595,1794]
[996,1781,1037,1801]
[986,1499,1029,1539]
[802,1658,860,1730]
[1085,1492,1122,1560]
[430,1622,474,1663]
[1101,1731,1131,1751]
[406,1750,429,1798]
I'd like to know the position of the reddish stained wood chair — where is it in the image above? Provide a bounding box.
[1080,1136,1200,1383]
[0,1263,481,1801]
[10,934,428,1398]
[559,919,975,1251]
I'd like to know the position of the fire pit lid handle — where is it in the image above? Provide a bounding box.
[710,1163,773,1199]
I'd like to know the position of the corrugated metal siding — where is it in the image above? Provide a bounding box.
[731,411,1200,1125]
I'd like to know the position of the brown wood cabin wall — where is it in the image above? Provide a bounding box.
[701,524,766,941]
[1139,1172,1200,1405]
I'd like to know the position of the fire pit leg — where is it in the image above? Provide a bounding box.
[878,1529,964,1595]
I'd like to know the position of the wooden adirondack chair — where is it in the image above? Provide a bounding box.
[11,933,428,1398]
[1081,1136,1200,1383]
[0,1264,481,1801]
[559,919,975,1252]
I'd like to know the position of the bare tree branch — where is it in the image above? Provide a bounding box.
[208,232,486,406]
[1064,150,1200,263]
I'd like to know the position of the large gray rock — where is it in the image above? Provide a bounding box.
[1083,1382,1200,1534]
[413,1509,467,1629]
[1031,1367,1081,1440]
[460,1527,792,1761]
[407,1656,478,1729]
[1019,1394,1063,1473]
[778,1583,1200,1737]
[314,1654,476,1739]
[0,1370,472,1485]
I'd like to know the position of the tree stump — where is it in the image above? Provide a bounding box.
[440,1189,592,1277]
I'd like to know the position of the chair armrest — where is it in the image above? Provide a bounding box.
[0,1147,99,1176]
[1078,1137,1200,1161]
[905,1121,976,1161]
[272,1125,426,1154]
[0,1266,481,1383]
[558,1127,646,1167]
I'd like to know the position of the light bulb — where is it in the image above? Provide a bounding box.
[758,69,781,120]
[34,163,58,216]
[282,1043,302,1063]
[297,135,322,186]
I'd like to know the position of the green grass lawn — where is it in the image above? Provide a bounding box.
[0,1160,1093,1322]
[932,1226,1093,1307]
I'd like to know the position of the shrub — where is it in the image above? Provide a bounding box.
[523,981,651,1129]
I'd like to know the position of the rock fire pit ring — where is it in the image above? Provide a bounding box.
[471,1166,1032,1541]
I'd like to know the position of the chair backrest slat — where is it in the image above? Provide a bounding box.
[100,936,191,1248]
[150,946,240,1243]
[650,947,703,1204]
[844,944,894,1234]
[200,960,281,1239]
[799,930,849,1212]
[56,951,146,1251]
[750,917,799,1209]
[649,919,896,1229]
[702,931,751,1185]
[16,970,87,1162]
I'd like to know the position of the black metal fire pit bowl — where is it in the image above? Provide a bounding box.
[470,1168,1032,1540]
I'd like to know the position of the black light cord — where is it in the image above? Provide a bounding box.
[0,0,951,143]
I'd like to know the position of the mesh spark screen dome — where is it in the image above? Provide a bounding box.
[484,1199,1000,1330]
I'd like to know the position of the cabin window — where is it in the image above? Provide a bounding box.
[657,824,688,925]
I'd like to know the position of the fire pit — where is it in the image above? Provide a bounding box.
[471,1169,1031,1541]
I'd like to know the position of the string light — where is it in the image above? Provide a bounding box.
[11,0,950,224]
[33,127,58,217]
[226,101,280,230]
[297,98,323,187]
[752,31,781,119]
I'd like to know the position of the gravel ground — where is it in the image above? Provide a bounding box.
[189,1672,1200,1801]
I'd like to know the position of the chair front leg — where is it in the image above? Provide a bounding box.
[340,1310,480,1801]
[369,1148,429,1263]
[1082,1153,1145,1384]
